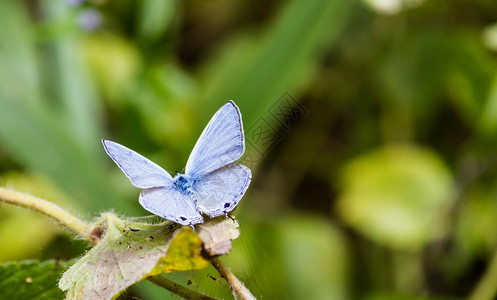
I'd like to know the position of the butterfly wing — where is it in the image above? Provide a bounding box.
[102,140,173,189]
[191,163,251,218]
[139,187,203,225]
[185,101,245,177]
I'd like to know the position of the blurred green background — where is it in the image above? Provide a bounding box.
[2,0,497,299]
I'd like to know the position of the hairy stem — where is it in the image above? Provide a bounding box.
[210,256,256,300]
[0,187,94,243]
[0,187,226,299]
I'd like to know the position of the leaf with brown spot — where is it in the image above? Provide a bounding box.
[197,217,240,256]
[59,213,240,300]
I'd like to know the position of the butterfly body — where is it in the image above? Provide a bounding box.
[173,174,193,193]
[103,101,251,226]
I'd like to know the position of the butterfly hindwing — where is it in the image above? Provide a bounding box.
[185,101,245,177]
[191,163,252,218]
[102,140,173,189]
[139,187,203,225]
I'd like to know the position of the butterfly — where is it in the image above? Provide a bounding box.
[102,101,252,226]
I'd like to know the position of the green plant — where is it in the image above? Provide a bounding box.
[0,187,254,299]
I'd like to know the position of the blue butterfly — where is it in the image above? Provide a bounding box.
[102,101,252,226]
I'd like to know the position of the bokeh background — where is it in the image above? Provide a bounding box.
[2,0,497,299]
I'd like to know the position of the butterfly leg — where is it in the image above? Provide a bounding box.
[225,213,235,222]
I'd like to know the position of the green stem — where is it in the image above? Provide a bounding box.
[469,248,497,300]
[0,187,94,243]
[210,256,256,300]
[147,275,217,300]
[0,187,222,299]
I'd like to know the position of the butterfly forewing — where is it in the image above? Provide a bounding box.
[139,187,203,225]
[102,140,173,189]
[185,101,245,177]
[191,163,252,218]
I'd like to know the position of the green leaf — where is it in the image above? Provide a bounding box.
[0,173,72,261]
[81,34,141,103]
[365,294,463,300]
[478,74,497,141]
[336,145,454,250]
[59,213,239,300]
[0,1,123,213]
[0,260,68,300]
[0,0,41,108]
[137,0,177,42]
[0,97,121,213]
[456,183,497,255]
[277,215,349,300]
[42,0,103,157]
[197,0,356,137]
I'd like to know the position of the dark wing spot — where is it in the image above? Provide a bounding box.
[224,203,230,208]
[180,216,187,221]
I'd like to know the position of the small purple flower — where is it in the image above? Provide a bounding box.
[78,8,102,31]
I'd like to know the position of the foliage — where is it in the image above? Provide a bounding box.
[2,0,497,299]
[59,213,238,299]
[0,260,67,300]
[336,145,453,250]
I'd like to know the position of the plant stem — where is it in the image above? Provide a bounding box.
[147,275,217,300]
[0,187,94,243]
[210,256,256,300]
[469,247,497,300]
[0,187,226,299]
